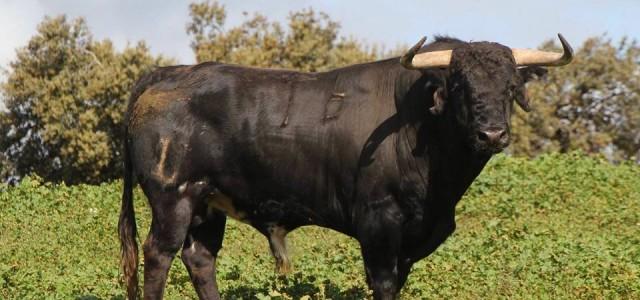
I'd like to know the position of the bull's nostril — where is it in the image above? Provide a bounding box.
[478,129,506,144]
[498,129,507,140]
[477,131,489,141]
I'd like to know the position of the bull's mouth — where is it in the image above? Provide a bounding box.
[470,143,505,155]
[478,144,507,154]
[470,136,510,154]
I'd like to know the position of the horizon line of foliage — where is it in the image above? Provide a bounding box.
[1,153,638,298]
[1,0,639,184]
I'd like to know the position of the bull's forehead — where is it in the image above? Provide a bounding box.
[451,42,518,90]
[451,42,516,69]
[465,41,512,57]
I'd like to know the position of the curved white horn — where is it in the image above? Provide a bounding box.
[512,33,574,67]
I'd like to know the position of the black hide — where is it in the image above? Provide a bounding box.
[119,37,544,300]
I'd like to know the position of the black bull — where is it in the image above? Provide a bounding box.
[118,36,572,299]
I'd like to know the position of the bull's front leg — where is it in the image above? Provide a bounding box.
[355,195,405,300]
[405,209,457,263]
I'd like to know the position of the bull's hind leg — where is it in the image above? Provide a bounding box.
[267,224,291,273]
[142,188,193,300]
[181,210,227,300]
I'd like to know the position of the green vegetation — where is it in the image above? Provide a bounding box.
[1,153,638,299]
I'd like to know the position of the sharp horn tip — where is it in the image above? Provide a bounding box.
[557,33,574,57]
[558,33,566,44]
[557,33,569,46]
[412,36,427,50]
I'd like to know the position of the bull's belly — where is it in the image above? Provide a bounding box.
[202,187,316,231]
[205,192,250,224]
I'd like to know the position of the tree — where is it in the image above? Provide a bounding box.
[0,15,172,184]
[186,1,377,71]
[511,36,640,162]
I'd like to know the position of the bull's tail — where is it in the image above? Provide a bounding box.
[118,127,138,300]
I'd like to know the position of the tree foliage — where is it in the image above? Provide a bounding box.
[512,36,640,162]
[186,1,377,71]
[0,16,172,184]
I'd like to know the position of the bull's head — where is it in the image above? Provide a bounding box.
[400,34,573,154]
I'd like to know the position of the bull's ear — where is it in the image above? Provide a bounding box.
[515,87,531,112]
[430,86,446,115]
[515,66,546,112]
[519,66,548,82]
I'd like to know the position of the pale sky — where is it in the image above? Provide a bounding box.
[1,0,639,72]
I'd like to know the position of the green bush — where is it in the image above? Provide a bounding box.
[1,153,638,299]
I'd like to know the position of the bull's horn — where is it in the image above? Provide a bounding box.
[400,36,454,69]
[512,33,573,67]
[401,34,574,69]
